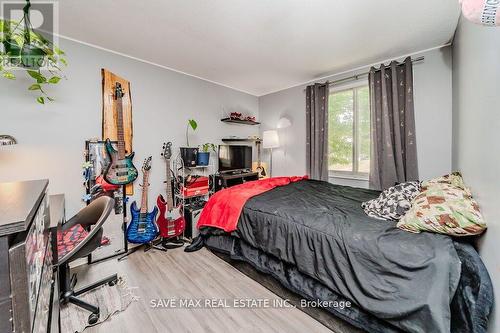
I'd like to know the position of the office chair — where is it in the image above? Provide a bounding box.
[57,196,118,325]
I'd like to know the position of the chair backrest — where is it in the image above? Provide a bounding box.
[57,196,114,265]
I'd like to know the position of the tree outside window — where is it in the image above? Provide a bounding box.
[328,84,370,179]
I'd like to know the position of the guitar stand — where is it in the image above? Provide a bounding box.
[151,238,169,252]
[118,237,184,260]
[118,242,155,261]
[152,237,184,252]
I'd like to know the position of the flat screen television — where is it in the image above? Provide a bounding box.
[218,145,252,173]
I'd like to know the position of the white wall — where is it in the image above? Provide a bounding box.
[259,47,453,187]
[452,17,500,332]
[0,38,258,216]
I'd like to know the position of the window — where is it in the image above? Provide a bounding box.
[328,83,371,179]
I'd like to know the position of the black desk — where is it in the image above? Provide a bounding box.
[0,180,59,333]
[215,171,260,191]
[0,180,48,236]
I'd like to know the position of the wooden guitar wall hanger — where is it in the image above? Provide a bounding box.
[103,82,138,186]
[101,69,135,195]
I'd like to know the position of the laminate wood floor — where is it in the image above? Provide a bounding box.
[72,247,333,333]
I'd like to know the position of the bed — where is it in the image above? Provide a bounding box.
[198,179,493,333]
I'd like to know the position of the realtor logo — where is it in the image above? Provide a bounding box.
[1,0,59,69]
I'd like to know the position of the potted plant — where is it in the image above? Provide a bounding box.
[197,143,217,166]
[3,38,22,66]
[180,119,199,167]
[0,1,67,104]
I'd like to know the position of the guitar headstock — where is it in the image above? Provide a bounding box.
[142,156,152,172]
[161,142,172,160]
[114,82,125,100]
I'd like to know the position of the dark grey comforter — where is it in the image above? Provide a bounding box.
[204,234,492,333]
[205,180,470,332]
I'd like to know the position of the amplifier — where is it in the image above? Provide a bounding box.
[184,203,205,239]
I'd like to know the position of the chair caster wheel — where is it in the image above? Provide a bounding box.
[108,278,118,287]
[88,312,99,325]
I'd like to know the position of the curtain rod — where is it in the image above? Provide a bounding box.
[323,56,424,87]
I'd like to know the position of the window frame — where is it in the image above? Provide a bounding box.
[328,80,370,181]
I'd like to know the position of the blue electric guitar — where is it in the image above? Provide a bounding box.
[126,157,159,244]
[104,82,138,185]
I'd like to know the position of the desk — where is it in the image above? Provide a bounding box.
[0,180,59,333]
[49,194,65,333]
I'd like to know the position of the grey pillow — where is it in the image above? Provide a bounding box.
[362,181,421,221]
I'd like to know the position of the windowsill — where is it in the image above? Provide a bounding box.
[328,173,369,182]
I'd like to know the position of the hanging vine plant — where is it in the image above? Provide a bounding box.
[0,0,67,104]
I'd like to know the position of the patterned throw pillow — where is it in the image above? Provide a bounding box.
[397,172,487,236]
[362,181,421,221]
[424,171,466,189]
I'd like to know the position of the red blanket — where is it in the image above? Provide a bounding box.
[197,176,307,232]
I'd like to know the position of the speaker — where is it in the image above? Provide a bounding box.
[184,203,205,239]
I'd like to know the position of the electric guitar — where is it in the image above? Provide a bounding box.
[126,157,159,244]
[156,142,186,239]
[252,140,268,178]
[95,175,120,192]
[104,82,138,185]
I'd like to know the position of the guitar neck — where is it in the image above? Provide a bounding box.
[116,95,126,160]
[165,158,174,209]
[140,171,149,214]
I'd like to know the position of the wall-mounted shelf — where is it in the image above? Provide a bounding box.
[184,165,210,169]
[222,137,261,143]
[221,118,260,125]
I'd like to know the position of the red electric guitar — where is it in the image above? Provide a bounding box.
[156,142,186,240]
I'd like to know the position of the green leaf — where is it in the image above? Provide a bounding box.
[43,47,54,56]
[45,55,55,66]
[0,19,9,34]
[27,70,47,84]
[13,35,23,47]
[28,83,41,90]
[37,76,48,85]
[27,70,41,79]
[29,31,40,42]
[188,119,198,131]
[48,76,61,84]
[59,57,67,66]
[37,96,45,104]
[54,47,65,56]
[2,72,15,80]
